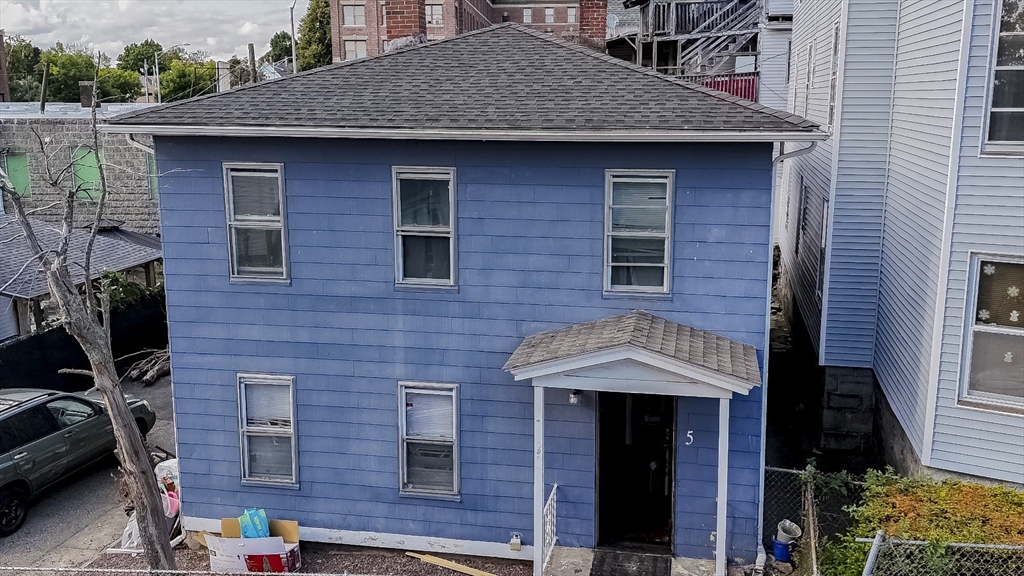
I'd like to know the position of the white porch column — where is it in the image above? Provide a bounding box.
[533,385,545,576]
[716,397,730,576]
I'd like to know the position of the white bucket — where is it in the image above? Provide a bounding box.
[776,519,803,543]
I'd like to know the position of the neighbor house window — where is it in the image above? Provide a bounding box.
[523,8,532,23]
[604,171,674,293]
[239,374,297,484]
[816,197,829,303]
[568,6,577,23]
[795,179,808,258]
[545,7,555,23]
[344,40,367,60]
[393,167,455,285]
[962,257,1024,410]
[224,163,287,280]
[986,0,1024,148]
[399,383,458,496]
[803,41,814,116]
[426,3,443,26]
[827,22,841,129]
[381,3,386,27]
[343,4,366,26]
[71,146,101,199]
[1,151,30,198]
[147,154,159,200]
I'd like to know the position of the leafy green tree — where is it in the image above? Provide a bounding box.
[260,31,293,65]
[158,59,217,102]
[98,68,143,102]
[117,39,169,74]
[39,43,99,102]
[226,55,252,87]
[297,0,333,71]
[4,34,42,100]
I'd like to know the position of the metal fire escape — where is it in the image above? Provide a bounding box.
[621,0,761,99]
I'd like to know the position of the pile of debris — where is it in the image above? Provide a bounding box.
[126,348,170,385]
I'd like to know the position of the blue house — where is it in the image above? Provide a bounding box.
[105,24,824,575]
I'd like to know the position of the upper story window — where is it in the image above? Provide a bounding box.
[343,4,366,26]
[986,0,1024,150]
[523,8,532,24]
[962,257,1024,412]
[1,151,31,198]
[426,4,443,26]
[393,168,456,286]
[345,40,367,60]
[239,374,297,485]
[71,146,101,200]
[399,383,459,497]
[568,7,577,23]
[604,171,674,294]
[545,7,555,23]
[223,163,288,281]
[827,22,841,130]
[803,41,814,116]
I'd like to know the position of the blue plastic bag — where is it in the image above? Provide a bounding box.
[238,508,270,538]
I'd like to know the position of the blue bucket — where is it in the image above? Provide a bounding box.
[772,538,792,562]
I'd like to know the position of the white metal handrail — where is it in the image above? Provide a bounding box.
[542,483,558,568]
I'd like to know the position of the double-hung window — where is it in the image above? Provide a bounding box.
[399,383,458,496]
[545,7,555,23]
[239,374,297,485]
[426,3,443,26]
[523,8,532,23]
[224,163,288,280]
[393,168,455,286]
[604,171,674,293]
[568,7,577,23]
[343,4,366,26]
[827,22,841,130]
[986,0,1024,150]
[344,40,367,60]
[1,151,31,198]
[816,197,829,303]
[962,257,1024,412]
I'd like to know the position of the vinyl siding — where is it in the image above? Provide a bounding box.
[928,0,1024,483]
[819,0,898,367]
[779,0,842,356]
[874,0,962,455]
[0,297,18,341]
[158,138,771,560]
[767,0,794,17]
[759,27,791,111]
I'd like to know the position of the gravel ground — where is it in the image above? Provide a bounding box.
[86,541,533,575]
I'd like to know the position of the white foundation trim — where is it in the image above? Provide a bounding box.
[181,516,534,561]
[533,386,545,576]
[716,398,730,576]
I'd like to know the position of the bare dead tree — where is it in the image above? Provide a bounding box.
[0,80,175,570]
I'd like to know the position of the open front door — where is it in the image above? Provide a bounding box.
[597,392,674,552]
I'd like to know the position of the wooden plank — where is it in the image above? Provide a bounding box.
[406,552,498,576]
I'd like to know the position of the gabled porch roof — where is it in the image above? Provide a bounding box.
[504,310,761,396]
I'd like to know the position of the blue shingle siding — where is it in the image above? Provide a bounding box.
[158,137,772,558]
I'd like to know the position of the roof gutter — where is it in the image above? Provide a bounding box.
[99,124,829,143]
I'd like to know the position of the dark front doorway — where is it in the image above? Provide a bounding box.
[597,392,675,551]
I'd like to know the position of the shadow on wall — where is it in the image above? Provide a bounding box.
[0,295,168,392]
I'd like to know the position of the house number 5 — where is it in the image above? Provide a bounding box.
[685,430,694,445]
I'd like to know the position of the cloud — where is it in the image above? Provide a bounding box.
[0,0,308,61]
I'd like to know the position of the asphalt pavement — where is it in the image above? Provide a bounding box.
[0,375,175,568]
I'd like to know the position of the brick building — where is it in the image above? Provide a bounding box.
[329,0,607,60]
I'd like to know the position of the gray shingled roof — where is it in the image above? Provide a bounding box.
[108,24,817,138]
[0,214,161,300]
[504,310,761,386]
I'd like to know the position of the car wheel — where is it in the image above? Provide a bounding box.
[0,486,28,537]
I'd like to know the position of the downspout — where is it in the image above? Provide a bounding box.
[754,140,818,576]
[125,133,155,155]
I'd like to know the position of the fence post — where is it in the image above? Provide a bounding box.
[803,478,820,576]
[862,530,886,576]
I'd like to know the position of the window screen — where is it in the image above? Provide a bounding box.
[605,174,672,292]
[225,165,287,280]
[239,375,296,483]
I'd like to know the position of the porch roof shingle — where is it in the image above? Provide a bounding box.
[504,310,761,387]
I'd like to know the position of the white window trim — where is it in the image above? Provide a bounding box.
[603,169,675,295]
[816,197,829,304]
[342,4,366,27]
[523,7,532,23]
[981,0,1024,155]
[567,6,577,23]
[392,166,457,287]
[223,162,289,282]
[545,7,555,23]
[344,39,368,60]
[827,21,841,130]
[803,41,814,117]
[959,253,1024,413]
[398,382,460,498]
[238,373,298,486]
[426,3,444,26]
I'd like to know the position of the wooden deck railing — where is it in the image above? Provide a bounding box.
[679,71,759,101]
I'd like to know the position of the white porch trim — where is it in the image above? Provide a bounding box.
[716,398,730,576]
[533,386,545,576]
[181,516,533,560]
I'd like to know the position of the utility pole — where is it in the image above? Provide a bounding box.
[248,43,257,84]
[141,62,150,103]
[0,29,10,103]
[290,0,299,74]
[39,64,49,113]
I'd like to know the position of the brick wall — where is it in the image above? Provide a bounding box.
[578,0,607,50]
[0,118,159,234]
[384,0,427,47]
[491,4,580,39]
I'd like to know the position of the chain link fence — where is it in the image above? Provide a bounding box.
[859,531,1024,576]
[763,466,805,552]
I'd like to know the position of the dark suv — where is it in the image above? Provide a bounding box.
[0,388,157,536]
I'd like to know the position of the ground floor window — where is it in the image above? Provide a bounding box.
[238,374,297,484]
[962,256,1024,411]
[399,382,458,496]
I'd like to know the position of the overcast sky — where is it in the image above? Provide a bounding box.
[0,0,311,63]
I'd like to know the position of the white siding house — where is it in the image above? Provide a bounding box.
[780,0,1024,483]
[0,296,18,341]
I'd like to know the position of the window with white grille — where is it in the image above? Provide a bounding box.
[962,257,1024,411]
[426,4,443,26]
[399,383,458,495]
[239,375,296,484]
[568,7,577,23]
[604,171,674,293]
[343,4,366,26]
[545,7,555,23]
[223,163,287,280]
[344,40,367,60]
[523,8,532,23]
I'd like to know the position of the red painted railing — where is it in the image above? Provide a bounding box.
[680,71,759,101]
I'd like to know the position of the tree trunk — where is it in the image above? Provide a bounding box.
[48,273,176,570]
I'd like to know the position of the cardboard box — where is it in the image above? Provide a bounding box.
[205,518,301,573]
